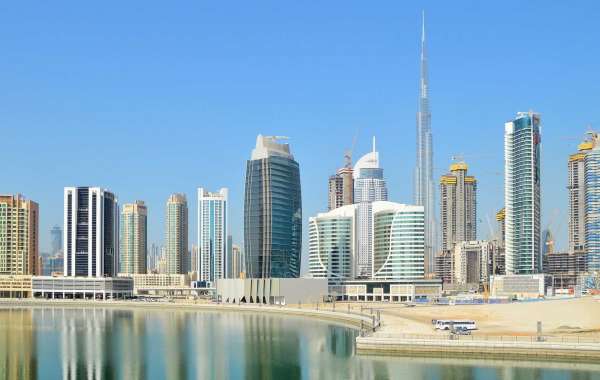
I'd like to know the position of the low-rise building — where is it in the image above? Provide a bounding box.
[490,274,545,298]
[217,278,328,305]
[32,276,133,299]
[118,273,190,296]
[330,279,442,302]
[0,275,33,298]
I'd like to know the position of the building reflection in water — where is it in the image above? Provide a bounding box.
[0,308,36,380]
[1,306,600,380]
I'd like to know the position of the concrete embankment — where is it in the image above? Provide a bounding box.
[0,299,375,330]
[356,334,600,361]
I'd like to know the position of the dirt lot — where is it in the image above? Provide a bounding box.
[357,296,600,337]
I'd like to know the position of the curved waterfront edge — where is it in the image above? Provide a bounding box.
[356,335,600,363]
[0,298,374,331]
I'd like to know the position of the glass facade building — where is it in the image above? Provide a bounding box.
[504,112,541,274]
[372,202,425,280]
[244,135,302,278]
[308,205,356,284]
[584,147,600,271]
[64,187,118,277]
[197,188,228,284]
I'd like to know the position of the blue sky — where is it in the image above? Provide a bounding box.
[2,2,599,268]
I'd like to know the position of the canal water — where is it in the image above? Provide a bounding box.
[0,306,599,379]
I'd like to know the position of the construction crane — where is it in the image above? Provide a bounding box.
[343,130,358,168]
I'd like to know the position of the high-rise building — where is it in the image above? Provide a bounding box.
[165,194,188,275]
[504,112,541,274]
[63,187,118,277]
[568,135,596,254]
[244,135,302,278]
[372,202,425,280]
[496,208,506,248]
[584,145,600,271]
[353,137,387,278]
[119,201,147,274]
[308,204,356,284]
[440,161,477,252]
[308,201,425,283]
[328,167,353,211]
[452,241,494,286]
[191,244,199,277]
[414,12,436,275]
[0,194,39,275]
[50,225,62,256]
[197,187,229,284]
[230,244,244,279]
[148,243,161,273]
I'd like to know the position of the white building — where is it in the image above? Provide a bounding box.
[453,240,494,286]
[504,112,541,274]
[197,188,228,284]
[353,137,388,278]
[308,204,356,284]
[64,187,119,277]
[308,202,425,283]
[372,202,425,280]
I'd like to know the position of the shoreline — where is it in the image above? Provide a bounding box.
[0,298,374,331]
[3,298,600,363]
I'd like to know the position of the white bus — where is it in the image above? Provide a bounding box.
[434,320,477,331]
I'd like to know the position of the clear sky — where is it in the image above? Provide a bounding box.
[2,2,599,270]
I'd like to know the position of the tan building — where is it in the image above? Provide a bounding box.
[120,201,148,274]
[328,167,354,211]
[568,136,596,254]
[0,195,39,275]
[440,162,477,252]
[166,194,188,274]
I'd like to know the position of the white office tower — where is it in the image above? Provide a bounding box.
[308,204,357,285]
[197,188,229,284]
[64,187,119,277]
[504,112,541,274]
[372,202,425,280]
[353,137,388,278]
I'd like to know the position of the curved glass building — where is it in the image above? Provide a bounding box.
[244,135,302,278]
[372,202,425,280]
[308,204,356,284]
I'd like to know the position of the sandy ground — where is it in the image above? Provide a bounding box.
[350,297,600,337]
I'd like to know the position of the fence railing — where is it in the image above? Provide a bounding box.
[370,332,600,345]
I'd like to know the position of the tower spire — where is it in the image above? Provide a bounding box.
[372,136,376,153]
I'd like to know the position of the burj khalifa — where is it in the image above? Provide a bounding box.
[414,12,436,275]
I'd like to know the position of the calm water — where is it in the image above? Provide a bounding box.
[0,306,599,380]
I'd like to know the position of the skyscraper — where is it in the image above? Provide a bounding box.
[63,187,118,277]
[165,194,188,275]
[244,135,302,278]
[584,144,600,271]
[50,225,62,256]
[504,112,541,274]
[119,201,147,274]
[0,194,39,275]
[197,187,228,284]
[440,161,477,252]
[568,134,596,254]
[230,244,244,279]
[353,137,387,278]
[308,204,356,284]
[328,167,353,211]
[372,202,425,280]
[414,12,436,275]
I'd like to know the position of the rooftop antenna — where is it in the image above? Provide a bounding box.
[372,136,376,153]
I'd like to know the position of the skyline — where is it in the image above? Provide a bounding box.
[2,3,600,271]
